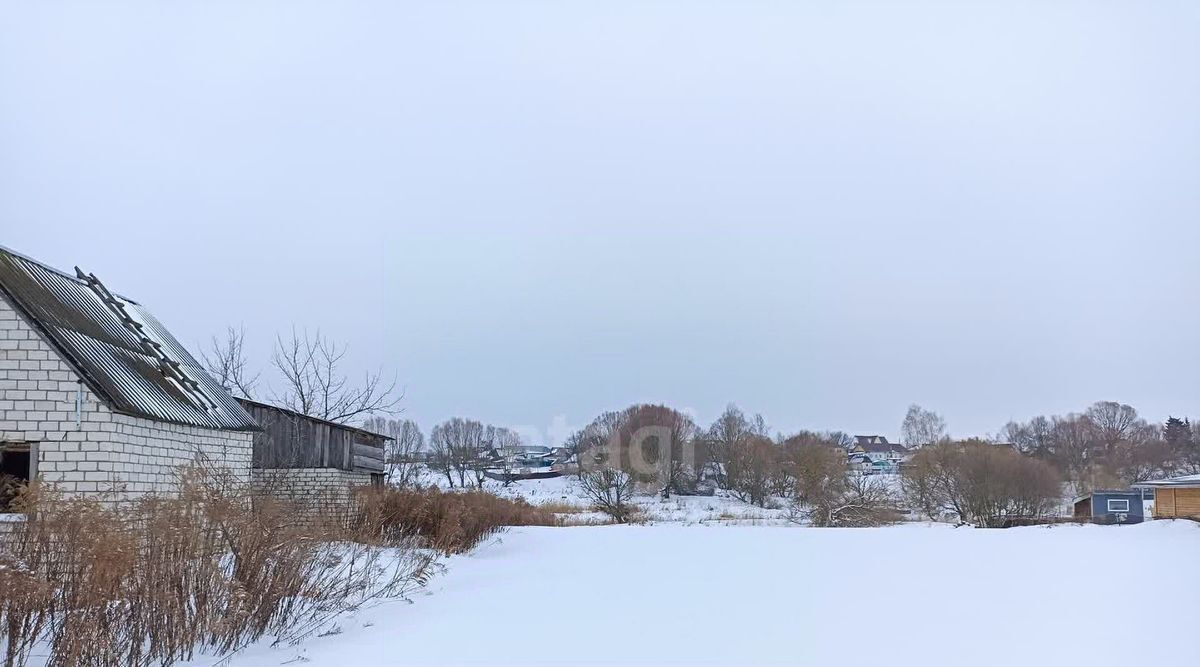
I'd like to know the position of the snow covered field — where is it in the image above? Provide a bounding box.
[422,472,794,524]
[188,520,1200,667]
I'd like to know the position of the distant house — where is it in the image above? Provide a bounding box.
[484,444,571,482]
[511,445,554,468]
[849,436,910,473]
[1133,474,1200,520]
[847,452,873,473]
[1072,490,1147,524]
[0,245,257,505]
[237,399,387,503]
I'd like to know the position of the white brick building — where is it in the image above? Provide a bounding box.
[0,246,258,503]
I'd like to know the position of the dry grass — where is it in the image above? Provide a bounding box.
[0,467,433,667]
[533,500,589,514]
[351,486,559,554]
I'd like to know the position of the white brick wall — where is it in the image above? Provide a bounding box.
[0,294,254,499]
[252,467,374,507]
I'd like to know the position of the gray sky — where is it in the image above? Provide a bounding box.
[3,1,1198,443]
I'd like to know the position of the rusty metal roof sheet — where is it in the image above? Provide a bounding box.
[0,245,259,431]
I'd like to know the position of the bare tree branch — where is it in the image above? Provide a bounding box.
[270,328,401,424]
[199,325,260,399]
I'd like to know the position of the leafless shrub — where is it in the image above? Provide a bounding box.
[901,439,1063,527]
[776,436,899,528]
[805,473,901,527]
[0,467,432,667]
[577,467,640,524]
[0,473,21,511]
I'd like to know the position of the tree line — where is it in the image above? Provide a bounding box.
[199,328,1196,525]
[1000,402,1200,489]
[391,400,1197,528]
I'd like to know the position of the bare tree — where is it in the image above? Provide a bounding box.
[486,426,524,486]
[899,441,960,521]
[1085,401,1140,455]
[704,404,768,490]
[430,418,488,488]
[1001,415,1054,458]
[362,417,424,488]
[578,466,639,524]
[779,433,846,505]
[1005,402,1184,491]
[1165,417,1200,473]
[617,404,701,498]
[725,435,777,507]
[901,404,947,449]
[427,426,456,488]
[1048,413,1093,488]
[270,328,400,424]
[574,410,640,523]
[568,410,626,480]
[199,326,260,398]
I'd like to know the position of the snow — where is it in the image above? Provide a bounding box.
[417,471,794,524]
[185,520,1200,667]
[1137,473,1200,486]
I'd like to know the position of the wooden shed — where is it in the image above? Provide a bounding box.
[1134,475,1200,520]
[236,398,388,480]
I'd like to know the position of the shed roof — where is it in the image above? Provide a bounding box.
[0,245,258,431]
[235,398,392,441]
[1133,474,1200,489]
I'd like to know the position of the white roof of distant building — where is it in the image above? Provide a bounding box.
[1132,474,1200,488]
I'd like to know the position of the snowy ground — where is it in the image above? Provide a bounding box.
[187,520,1200,667]
[422,471,793,524]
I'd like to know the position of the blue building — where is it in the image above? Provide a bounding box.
[1072,490,1149,524]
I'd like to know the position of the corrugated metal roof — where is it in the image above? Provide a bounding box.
[0,245,259,431]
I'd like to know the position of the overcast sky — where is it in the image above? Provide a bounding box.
[2,1,1197,443]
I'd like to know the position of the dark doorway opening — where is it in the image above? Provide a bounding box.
[1,444,32,512]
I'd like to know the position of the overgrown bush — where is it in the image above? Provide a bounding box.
[0,474,20,512]
[0,468,432,667]
[780,437,846,505]
[804,473,902,527]
[901,439,1063,527]
[352,485,558,553]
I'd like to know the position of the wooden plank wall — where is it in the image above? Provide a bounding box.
[352,439,385,473]
[1157,489,1176,518]
[242,402,387,473]
[1175,488,1200,518]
